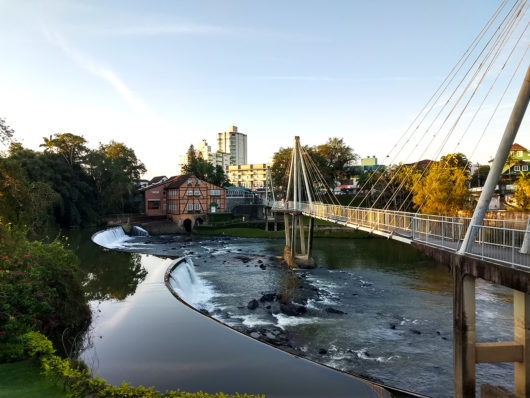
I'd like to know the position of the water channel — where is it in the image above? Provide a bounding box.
[69,228,514,398]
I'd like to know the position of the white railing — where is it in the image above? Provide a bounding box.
[269,200,530,269]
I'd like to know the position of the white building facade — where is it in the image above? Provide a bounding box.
[217,125,247,166]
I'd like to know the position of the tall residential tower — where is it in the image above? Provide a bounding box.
[217,125,247,165]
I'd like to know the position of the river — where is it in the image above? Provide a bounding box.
[69,227,514,398]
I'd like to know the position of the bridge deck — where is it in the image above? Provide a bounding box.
[271,201,530,270]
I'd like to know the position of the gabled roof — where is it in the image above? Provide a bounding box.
[148,175,167,185]
[166,174,195,189]
[511,143,527,151]
[405,159,438,168]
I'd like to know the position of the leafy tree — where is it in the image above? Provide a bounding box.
[412,153,470,215]
[9,149,99,226]
[0,117,15,147]
[85,141,146,214]
[470,165,490,188]
[271,147,292,197]
[39,133,88,166]
[0,158,58,230]
[182,157,228,187]
[315,137,358,183]
[514,172,530,210]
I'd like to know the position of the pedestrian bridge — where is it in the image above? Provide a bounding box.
[268,200,530,270]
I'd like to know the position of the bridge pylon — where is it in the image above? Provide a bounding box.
[275,136,316,268]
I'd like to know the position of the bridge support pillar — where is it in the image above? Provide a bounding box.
[299,215,306,255]
[515,290,530,397]
[454,262,476,398]
[284,214,291,247]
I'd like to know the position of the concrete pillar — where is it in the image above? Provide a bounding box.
[307,217,314,259]
[519,218,530,254]
[291,214,297,258]
[284,214,291,247]
[514,290,530,397]
[454,263,476,398]
[299,215,306,255]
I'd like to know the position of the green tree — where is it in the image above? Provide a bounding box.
[470,165,490,188]
[39,133,88,166]
[85,141,146,214]
[514,172,530,210]
[271,147,292,197]
[315,137,358,183]
[412,153,470,215]
[0,117,15,147]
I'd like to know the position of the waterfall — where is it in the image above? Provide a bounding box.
[168,258,215,311]
[91,227,133,249]
[132,226,149,236]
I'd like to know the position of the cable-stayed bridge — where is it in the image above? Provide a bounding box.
[262,5,530,392]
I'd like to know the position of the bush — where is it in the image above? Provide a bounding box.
[0,224,90,349]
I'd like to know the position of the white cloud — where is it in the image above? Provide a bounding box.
[40,25,155,122]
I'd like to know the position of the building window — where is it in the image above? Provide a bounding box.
[210,189,220,196]
[195,179,200,185]
[151,190,159,194]
[522,165,528,172]
[187,203,193,211]
[194,203,201,210]
[194,190,200,196]
[188,179,192,185]
[148,200,160,210]
[187,190,193,196]
[517,151,523,157]
[514,166,521,172]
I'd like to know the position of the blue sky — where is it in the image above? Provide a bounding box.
[0,0,528,178]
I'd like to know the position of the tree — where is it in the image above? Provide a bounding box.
[514,172,530,210]
[470,165,490,188]
[412,153,470,215]
[315,137,358,183]
[271,147,292,197]
[0,117,15,146]
[40,133,88,166]
[85,141,146,214]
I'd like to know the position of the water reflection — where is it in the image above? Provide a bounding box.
[66,228,147,301]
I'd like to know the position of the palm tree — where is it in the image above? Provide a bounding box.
[40,135,56,153]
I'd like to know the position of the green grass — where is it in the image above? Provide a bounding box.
[0,360,69,398]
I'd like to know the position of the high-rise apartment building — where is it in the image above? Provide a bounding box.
[178,139,231,173]
[217,125,247,165]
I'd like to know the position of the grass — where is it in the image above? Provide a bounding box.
[0,360,69,398]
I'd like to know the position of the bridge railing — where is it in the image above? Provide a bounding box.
[464,224,530,268]
[270,200,530,268]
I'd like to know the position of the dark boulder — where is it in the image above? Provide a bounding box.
[259,293,278,302]
[280,302,307,316]
[325,307,347,315]
[247,299,259,310]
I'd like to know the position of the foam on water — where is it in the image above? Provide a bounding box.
[92,227,133,249]
[131,226,149,236]
[273,313,322,330]
[169,258,216,312]
[236,314,274,328]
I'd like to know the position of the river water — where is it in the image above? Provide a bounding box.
[73,228,514,398]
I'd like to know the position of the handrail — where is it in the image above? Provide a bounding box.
[268,200,530,269]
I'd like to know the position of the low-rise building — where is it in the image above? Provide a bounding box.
[227,163,271,190]
[502,143,530,176]
[142,175,226,221]
[360,156,379,171]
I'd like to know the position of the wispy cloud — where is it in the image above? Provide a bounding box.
[254,75,433,82]
[65,21,328,43]
[41,25,155,121]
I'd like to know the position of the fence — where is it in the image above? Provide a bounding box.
[269,200,530,269]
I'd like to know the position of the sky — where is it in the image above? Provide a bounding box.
[0,0,528,179]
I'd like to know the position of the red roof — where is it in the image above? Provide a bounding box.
[511,143,527,151]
